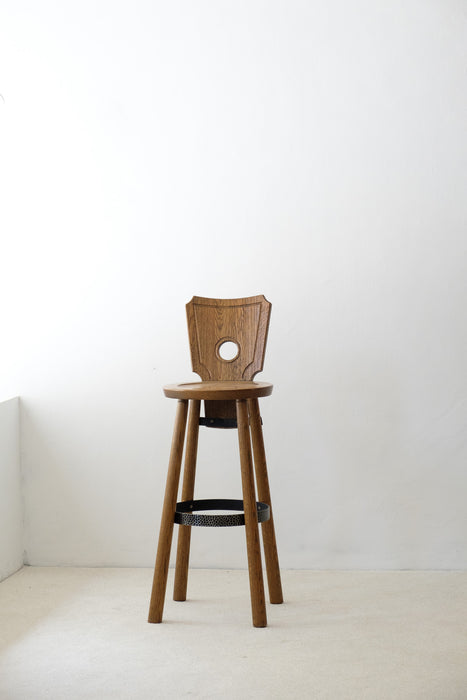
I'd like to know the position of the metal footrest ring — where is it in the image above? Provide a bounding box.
[174,498,270,527]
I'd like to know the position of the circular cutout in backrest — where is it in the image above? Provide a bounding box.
[217,340,240,362]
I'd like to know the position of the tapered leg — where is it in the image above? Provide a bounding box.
[173,399,201,601]
[236,399,267,628]
[248,398,283,604]
[148,399,188,623]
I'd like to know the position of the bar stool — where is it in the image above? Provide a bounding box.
[148,295,283,627]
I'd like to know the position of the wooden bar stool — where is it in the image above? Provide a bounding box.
[148,295,283,627]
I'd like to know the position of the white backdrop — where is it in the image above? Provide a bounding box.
[1,0,466,569]
[0,399,22,580]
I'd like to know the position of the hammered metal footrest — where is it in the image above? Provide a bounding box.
[174,499,270,527]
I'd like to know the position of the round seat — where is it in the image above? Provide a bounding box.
[163,380,273,400]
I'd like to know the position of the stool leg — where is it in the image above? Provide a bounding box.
[248,398,284,604]
[148,399,188,623]
[173,399,201,601]
[236,399,267,628]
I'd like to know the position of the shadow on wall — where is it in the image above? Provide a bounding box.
[0,397,22,581]
[20,400,110,567]
[316,358,408,568]
[272,351,430,569]
[19,397,163,568]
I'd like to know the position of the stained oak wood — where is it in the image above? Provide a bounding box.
[236,399,267,628]
[163,381,273,400]
[186,295,271,381]
[248,398,284,605]
[173,399,201,602]
[149,295,283,628]
[148,399,188,623]
[204,398,237,422]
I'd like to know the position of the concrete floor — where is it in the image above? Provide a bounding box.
[0,568,466,699]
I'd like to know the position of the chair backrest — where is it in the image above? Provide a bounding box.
[186,295,271,381]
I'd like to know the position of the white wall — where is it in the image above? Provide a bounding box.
[0,1,466,569]
[0,398,23,581]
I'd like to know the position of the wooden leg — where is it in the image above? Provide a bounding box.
[236,399,267,628]
[148,399,188,623]
[173,399,201,601]
[248,398,283,604]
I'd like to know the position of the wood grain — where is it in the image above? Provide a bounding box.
[163,381,273,400]
[148,399,188,623]
[149,295,282,628]
[248,398,284,605]
[236,399,267,628]
[186,295,271,381]
[173,399,201,602]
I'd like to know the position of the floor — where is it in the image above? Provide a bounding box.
[0,568,466,700]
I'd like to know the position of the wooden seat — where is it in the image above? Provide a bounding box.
[148,295,283,627]
[163,381,273,400]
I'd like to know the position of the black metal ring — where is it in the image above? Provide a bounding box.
[174,499,270,527]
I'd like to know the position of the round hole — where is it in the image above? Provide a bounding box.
[218,340,239,361]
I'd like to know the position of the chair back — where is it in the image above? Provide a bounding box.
[186,295,271,381]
